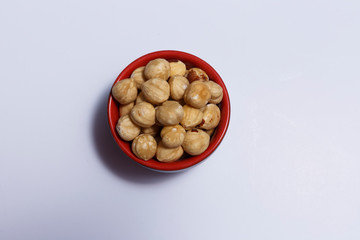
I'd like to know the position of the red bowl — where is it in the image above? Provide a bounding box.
[107,50,230,172]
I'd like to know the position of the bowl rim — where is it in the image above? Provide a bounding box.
[107,50,230,171]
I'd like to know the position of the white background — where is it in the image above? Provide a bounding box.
[1,0,359,239]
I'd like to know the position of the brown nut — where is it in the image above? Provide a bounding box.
[119,102,134,117]
[116,114,141,141]
[156,141,184,163]
[170,60,186,77]
[160,125,186,148]
[131,66,146,89]
[130,102,155,128]
[205,81,223,104]
[156,101,184,126]
[136,91,147,104]
[168,75,189,100]
[111,78,137,104]
[144,58,170,80]
[185,68,209,83]
[141,125,161,137]
[132,134,157,160]
[180,105,203,130]
[182,129,210,156]
[141,78,170,105]
[184,81,211,108]
[199,104,221,130]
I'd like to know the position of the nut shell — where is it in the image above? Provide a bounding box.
[182,129,210,156]
[184,80,211,108]
[160,125,186,148]
[112,78,137,104]
[144,58,170,80]
[199,104,221,130]
[169,75,189,100]
[185,68,209,83]
[130,102,155,128]
[170,60,186,77]
[116,114,141,141]
[119,102,134,117]
[132,134,157,160]
[131,66,146,89]
[156,141,184,163]
[156,101,184,126]
[141,78,170,105]
[180,105,203,130]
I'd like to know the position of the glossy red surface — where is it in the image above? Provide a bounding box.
[107,50,230,172]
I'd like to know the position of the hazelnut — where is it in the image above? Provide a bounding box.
[130,102,155,128]
[141,78,170,105]
[160,125,186,148]
[168,75,189,100]
[156,101,184,126]
[199,104,221,130]
[111,78,137,104]
[144,58,170,80]
[116,114,141,141]
[205,81,223,104]
[182,129,210,156]
[141,124,161,137]
[136,91,147,104]
[184,80,211,108]
[132,134,157,160]
[180,105,203,130]
[119,102,134,117]
[131,66,146,89]
[156,141,184,163]
[185,68,209,83]
[170,60,186,77]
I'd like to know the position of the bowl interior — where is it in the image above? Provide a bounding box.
[108,50,230,171]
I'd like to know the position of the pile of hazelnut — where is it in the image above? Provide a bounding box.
[112,58,223,162]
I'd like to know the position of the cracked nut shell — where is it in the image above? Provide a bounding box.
[132,134,157,160]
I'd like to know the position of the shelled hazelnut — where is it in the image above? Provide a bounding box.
[116,114,141,141]
[184,80,211,108]
[156,141,184,163]
[131,66,146,89]
[119,102,134,117]
[170,60,186,77]
[141,78,170,105]
[155,101,184,126]
[144,58,170,80]
[169,75,189,100]
[182,129,210,156]
[185,68,209,83]
[180,105,203,130]
[160,125,186,148]
[130,102,156,128]
[205,81,223,104]
[132,134,157,160]
[111,78,137,104]
[199,104,221,130]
